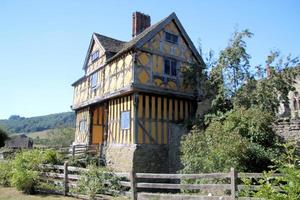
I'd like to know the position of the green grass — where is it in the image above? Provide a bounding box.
[0,187,129,200]
[0,187,75,200]
[27,130,51,139]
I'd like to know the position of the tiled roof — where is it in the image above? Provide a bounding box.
[83,12,204,71]
[94,33,125,53]
[106,14,170,63]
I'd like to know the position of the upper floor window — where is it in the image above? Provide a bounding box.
[90,50,99,62]
[90,73,98,88]
[164,58,177,77]
[165,32,178,44]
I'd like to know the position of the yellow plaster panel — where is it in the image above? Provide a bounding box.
[154,78,163,87]
[124,70,132,85]
[116,75,123,90]
[167,81,177,89]
[125,55,132,66]
[138,70,149,84]
[139,52,149,66]
[163,43,170,54]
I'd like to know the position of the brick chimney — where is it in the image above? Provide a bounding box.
[132,12,151,37]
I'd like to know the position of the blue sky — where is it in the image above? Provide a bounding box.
[0,0,299,119]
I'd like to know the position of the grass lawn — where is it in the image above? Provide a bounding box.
[0,187,129,200]
[0,187,75,200]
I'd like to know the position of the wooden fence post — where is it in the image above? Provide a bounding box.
[64,161,69,196]
[72,145,75,158]
[230,167,238,199]
[130,170,137,200]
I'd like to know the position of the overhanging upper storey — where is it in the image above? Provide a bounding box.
[71,12,205,110]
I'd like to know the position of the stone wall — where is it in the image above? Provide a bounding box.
[105,144,136,172]
[133,144,169,173]
[105,123,188,173]
[274,118,300,146]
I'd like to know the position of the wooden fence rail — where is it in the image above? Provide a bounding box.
[39,162,282,200]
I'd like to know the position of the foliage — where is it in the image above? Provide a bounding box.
[10,149,62,194]
[0,112,75,134]
[241,142,300,200]
[0,161,12,186]
[181,122,249,173]
[76,165,122,200]
[234,52,300,115]
[67,154,99,168]
[33,127,75,148]
[0,126,9,147]
[181,107,280,173]
[181,28,300,176]
[218,29,253,97]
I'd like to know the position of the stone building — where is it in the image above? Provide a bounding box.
[71,12,205,172]
[278,68,300,119]
[5,134,33,149]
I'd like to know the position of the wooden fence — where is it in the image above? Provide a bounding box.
[56,144,99,158]
[39,162,282,200]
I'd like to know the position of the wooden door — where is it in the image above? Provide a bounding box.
[91,105,106,144]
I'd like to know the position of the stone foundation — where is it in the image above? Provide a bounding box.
[105,123,188,173]
[105,144,136,172]
[133,144,169,173]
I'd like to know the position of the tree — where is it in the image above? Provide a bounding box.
[234,51,300,115]
[0,126,8,147]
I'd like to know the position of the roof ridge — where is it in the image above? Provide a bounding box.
[94,32,126,43]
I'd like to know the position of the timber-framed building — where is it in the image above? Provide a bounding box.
[71,12,205,172]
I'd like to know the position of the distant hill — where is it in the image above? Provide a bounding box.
[0,112,75,134]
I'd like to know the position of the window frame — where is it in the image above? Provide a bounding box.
[120,111,131,130]
[90,72,98,89]
[79,120,87,133]
[164,58,177,77]
[90,50,99,63]
[165,32,179,44]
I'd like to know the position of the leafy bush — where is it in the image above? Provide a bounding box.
[76,165,122,200]
[10,149,62,194]
[181,123,249,173]
[241,142,300,199]
[0,161,12,186]
[67,154,99,168]
[181,107,280,173]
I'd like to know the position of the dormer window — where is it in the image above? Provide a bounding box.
[90,50,99,62]
[164,58,177,76]
[165,32,178,44]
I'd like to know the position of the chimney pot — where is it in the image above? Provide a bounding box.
[132,12,151,37]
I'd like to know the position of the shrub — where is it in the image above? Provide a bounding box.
[0,161,12,186]
[181,107,280,173]
[181,123,249,173]
[68,154,99,168]
[241,142,300,200]
[76,165,121,200]
[10,149,62,194]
